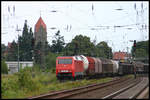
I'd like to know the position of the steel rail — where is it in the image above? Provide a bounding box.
[28,77,131,99]
[102,77,142,99]
[130,78,149,99]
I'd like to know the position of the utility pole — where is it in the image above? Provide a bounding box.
[18,34,19,72]
[16,25,21,72]
[127,46,129,62]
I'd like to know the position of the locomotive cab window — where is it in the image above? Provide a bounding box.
[58,59,72,64]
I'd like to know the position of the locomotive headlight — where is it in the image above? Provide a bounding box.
[60,70,71,72]
[61,70,69,72]
[66,70,68,72]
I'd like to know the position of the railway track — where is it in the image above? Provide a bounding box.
[28,77,130,99]
[102,77,145,99]
[67,76,142,99]
[111,77,148,99]
[28,76,148,99]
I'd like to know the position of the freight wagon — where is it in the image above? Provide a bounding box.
[143,63,149,73]
[134,62,144,74]
[118,63,134,75]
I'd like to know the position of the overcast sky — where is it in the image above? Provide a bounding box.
[1,1,149,53]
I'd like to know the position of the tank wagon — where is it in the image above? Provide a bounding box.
[56,55,138,80]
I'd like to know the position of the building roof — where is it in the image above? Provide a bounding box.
[35,17,47,32]
[113,52,128,60]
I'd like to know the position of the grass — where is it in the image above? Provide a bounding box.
[1,70,134,99]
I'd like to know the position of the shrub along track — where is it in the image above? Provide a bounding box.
[28,76,133,99]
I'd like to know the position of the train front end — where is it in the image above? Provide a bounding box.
[56,56,74,80]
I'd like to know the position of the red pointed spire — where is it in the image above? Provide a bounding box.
[35,17,47,32]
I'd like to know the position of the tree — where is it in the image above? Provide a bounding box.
[19,21,34,61]
[5,40,18,61]
[1,59,8,74]
[51,30,65,53]
[131,40,149,58]
[96,41,113,59]
[64,34,95,56]
[5,20,34,61]
[1,44,6,60]
[34,41,42,65]
[45,52,61,69]
[45,41,51,55]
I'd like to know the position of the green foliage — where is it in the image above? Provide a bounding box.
[2,74,19,98]
[1,44,6,60]
[1,59,8,74]
[96,41,113,58]
[32,64,41,71]
[34,42,42,64]
[2,68,132,99]
[5,20,34,61]
[131,40,149,58]
[17,67,38,91]
[51,30,65,53]
[34,41,51,67]
[19,21,33,61]
[5,41,18,61]
[45,52,61,69]
[45,41,51,55]
[64,34,95,56]
[63,35,112,58]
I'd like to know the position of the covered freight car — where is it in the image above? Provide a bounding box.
[99,58,113,76]
[134,62,144,74]
[92,57,102,74]
[86,57,95,75]
[143,63,149,73]
[118,62,134,75]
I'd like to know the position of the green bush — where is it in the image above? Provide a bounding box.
[1,74,19,98]
[17,67,38,91]
[45,52,61,69]
[1,59,8,74]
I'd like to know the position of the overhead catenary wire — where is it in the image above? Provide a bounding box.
[127,3,148,40]
[2,2,148,52]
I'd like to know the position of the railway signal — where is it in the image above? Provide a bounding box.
[133,40,136,47]
[32,38,35,47]
[133,40,136,53]
[132,40,136,58]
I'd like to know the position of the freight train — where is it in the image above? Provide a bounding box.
[56,55,147,80]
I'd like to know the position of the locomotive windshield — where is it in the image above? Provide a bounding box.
[58,59,72,64]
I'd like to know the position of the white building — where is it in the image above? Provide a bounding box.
[5,61,33,74]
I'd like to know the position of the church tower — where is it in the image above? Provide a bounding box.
[34,17,47,69]
[34,17,47,45]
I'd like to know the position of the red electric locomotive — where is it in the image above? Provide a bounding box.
[56,56,85,80]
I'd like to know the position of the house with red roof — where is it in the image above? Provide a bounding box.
[113,51,130,62]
